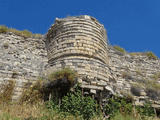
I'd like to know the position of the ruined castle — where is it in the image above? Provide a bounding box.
[0,15,160,107]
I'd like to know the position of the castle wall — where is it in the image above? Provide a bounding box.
[0,15,160,106]
[0,33,47,100]
[46,15,111,84]
[108,46,160,106]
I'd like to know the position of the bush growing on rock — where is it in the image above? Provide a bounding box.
[0,25,42,38]
[0,80,15,104]
[61,87,98,119]
[113,45,126,54]
[48,67,77,85]
[20,68,78,104]
[0,25,8,33]
[104,96,133,118]
[19,78,45,104]
[145,51,158,60]
[8,28,33,38]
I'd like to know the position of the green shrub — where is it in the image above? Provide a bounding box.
[48,68,77,87]
[104,96,156,119]
[145,51,158,60]
[46,85,99,120]
[0,25,8,33]
[104,96,133,118]
[61,89,98,120]
[113,45,126,53]
[136,101,155,117]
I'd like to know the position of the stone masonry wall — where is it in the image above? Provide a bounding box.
[46,15,112,90]
[45,15,160,106]
[1,15,160,106]
[0,32,47,100]
[108,46,160,107]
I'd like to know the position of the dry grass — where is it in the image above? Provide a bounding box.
[0,80,15,104]
[135,68,143,76]
[0,103,44,119]
[0,25,42,38]
[0,25,8,33]
[48,67,78,86]
[0,102,82,120]
[8,28,32,38]
[19,79,44,104]
[113,45,126,54]
[129,51,158,60]
[129,52,144,56]
[0,103,159,120]
[145,52,158,60]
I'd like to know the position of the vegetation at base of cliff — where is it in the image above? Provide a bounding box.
[0,68,159,120]
[45,85,100,120]
[113,45,126,53]
[0,80,15,104]
[0,93,158,120]
[19,78,45,104]
[0,25,42,38]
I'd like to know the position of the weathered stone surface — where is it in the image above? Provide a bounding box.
[0,32,48,100]
[0,15,160,107]
[46,15,111,86]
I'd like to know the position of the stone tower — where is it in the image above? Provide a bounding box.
[46,15,111,87]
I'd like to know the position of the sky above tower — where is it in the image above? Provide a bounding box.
[0,0,160,57]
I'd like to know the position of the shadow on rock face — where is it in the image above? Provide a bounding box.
[42,77,77,100]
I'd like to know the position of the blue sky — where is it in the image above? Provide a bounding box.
[0,0,160,57]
